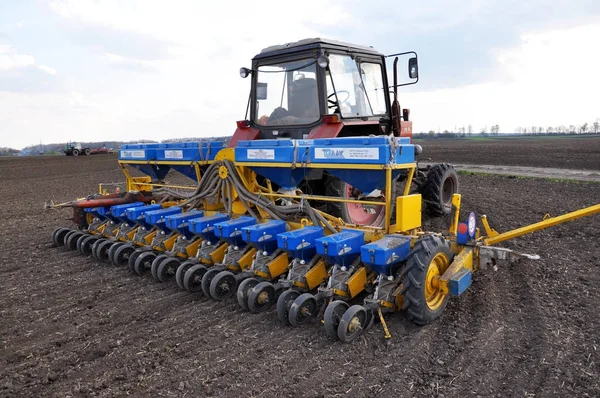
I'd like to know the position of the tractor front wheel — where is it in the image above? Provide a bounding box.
[420,163,459,216]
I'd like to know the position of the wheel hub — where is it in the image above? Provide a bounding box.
[348,316,361,333]
[257,291,269,305]
[425,252,450,310]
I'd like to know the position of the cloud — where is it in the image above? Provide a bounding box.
[0,44,59,93]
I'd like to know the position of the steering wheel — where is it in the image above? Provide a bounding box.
[327,90,350,108]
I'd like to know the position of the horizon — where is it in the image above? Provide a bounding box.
[1,1,600,149]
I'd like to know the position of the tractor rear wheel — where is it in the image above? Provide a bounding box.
[84,148,91,156]
[72,149,79,156]
[420,163,459,216]
[400,235,454,325]
[325,176,385,226]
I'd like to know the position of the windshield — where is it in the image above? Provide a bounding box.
[326,54,386,118]
[254,59,319,126]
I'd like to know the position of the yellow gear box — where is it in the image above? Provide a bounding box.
[396,194,422,232]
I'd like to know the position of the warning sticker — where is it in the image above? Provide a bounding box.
[164,150,184,159]
[314,147,379,160]
[120,150,146,158]
[247,149,275,160]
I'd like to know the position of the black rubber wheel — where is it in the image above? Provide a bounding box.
[76,233,89,254]
[66,231,84,251]
[184,264,209,293]
[55,228,72,247]
[134,251,156,276]
[337,304,368,343]
[209,271,237,301]
[95,240,114,264]
[176,260,196,289]
[421,163,459,216]
[325,175,386,227]
[51,227,69,247]
[72,149,79,156]
[400,235,454,325]
[150,254,169,281]
[107,242,125,265]
[90,238,107,260]
[157,257,181,283]
[200,268,221,297]
[79,235,98,255]
[84,148,91,156]
[289,293,318,326]
[236,277,259,311]
[247,281,276,313]
[128,249,144,273]
[324,300,349,340]
[276,290,300,325]
[62,230,78,247]
[113,244,135,267]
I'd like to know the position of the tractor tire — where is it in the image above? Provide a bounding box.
[84,148,91,156]
[325,176,386,227]
[400,235,455,325]
[72,149,80,156]
[420,163,459,216]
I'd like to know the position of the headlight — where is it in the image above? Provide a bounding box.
[239,67,251,78]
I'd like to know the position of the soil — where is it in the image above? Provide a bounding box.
[416,135,600,171]
[1,147,599,398]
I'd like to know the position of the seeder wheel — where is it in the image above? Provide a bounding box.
[127,249,144,273]
[276,290,300,325]
[76,234,92,254]
[247,281,276,313]
[184,264,209,293]
[66,231,85,251]
[150,254,169,280]
[62,230,79,247]
[337,305,368,343]
[200,268,221,297]
[323,300,349,339]
[113,244,135,266]
[90,239,106,260]
[94,240,114,264]
[51,227,69,247]
[236,277,259,311]
[209,271,237,301]
[107,242,125,265]
[176,260,196,289]
[133,251,156,275]
[77,235,98,256]
[157,257,181,283]
[288,293,318,326]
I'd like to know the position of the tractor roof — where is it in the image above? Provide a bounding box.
[254,37,384,60]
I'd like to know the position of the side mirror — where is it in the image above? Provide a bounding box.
[408,57,418,79]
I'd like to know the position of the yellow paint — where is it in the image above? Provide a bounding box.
[395,194,422,232]
[208,242,228,265]
[384,167,392,232]
[184,239,202,258]
[480,215,499,238]
[332,288,349,298]
[304,260,328,290]
[438,247,474,295]
[377,307,392,339]
[143,230,157,245]
[484,203,600,246]
[236,248,257,271]
[425,252,451,310]
[266,252,290,279]
[218,165,228,179]
[346,267,367,299]
[449,193,461,236]
[126,228,137,241]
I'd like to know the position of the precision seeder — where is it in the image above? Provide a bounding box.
[47,38,600,343]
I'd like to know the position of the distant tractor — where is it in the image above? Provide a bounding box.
[64,142,91,156]
[64,142,112,156]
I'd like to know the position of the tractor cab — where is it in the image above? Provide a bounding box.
[233,38,418,144]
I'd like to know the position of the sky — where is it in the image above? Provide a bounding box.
[1,0,600,149]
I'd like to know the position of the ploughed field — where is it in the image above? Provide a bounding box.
[1,138,599,397]
[416,135,600,170]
